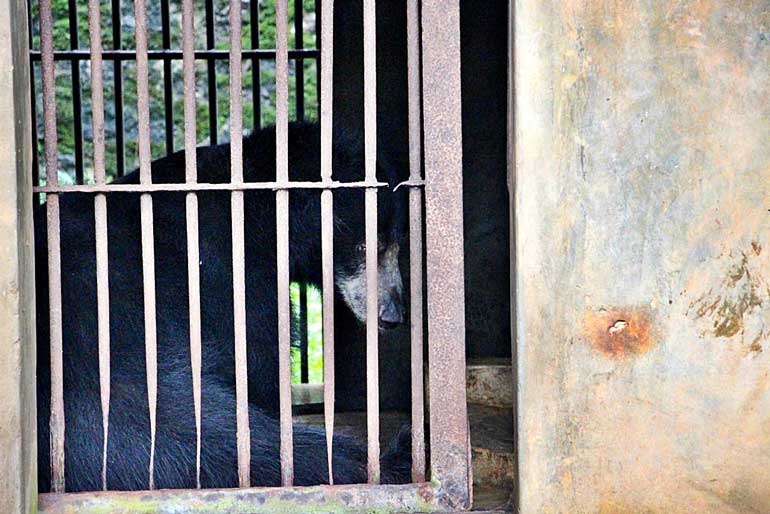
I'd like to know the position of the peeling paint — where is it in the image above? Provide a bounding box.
[688,246,769,353]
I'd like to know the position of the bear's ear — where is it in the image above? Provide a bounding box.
[330,126,366,181]
[373,149,408,188]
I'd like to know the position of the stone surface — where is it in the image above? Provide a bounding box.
[516,1,770,512]
[0,0,36,510]
[466,358,513,408]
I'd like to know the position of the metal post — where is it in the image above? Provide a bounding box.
[421,0,470,509]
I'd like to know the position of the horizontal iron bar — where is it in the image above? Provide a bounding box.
[30,48,319,62]
[34,180,389,194]
[38,482,447,514]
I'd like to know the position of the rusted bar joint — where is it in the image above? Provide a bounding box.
[393,178,425,191]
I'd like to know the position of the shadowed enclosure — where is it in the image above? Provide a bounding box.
[28,0,470,511]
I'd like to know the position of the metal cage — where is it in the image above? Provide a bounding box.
[0,0,470,512]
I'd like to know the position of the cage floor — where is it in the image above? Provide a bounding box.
[294,359,515,512]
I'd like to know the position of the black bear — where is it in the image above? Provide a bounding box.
[35,122,410,492]
[329,0,512,413]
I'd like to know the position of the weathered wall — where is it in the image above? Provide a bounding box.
[515,1,770,512]
[0,0,36,510]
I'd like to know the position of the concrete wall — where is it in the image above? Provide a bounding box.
[0,0,36,510]
[515,1,770,512]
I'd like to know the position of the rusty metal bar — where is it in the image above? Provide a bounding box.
[421,0,470,508]
[205,0,216,144]
[185,198,202,489]
[249,0,260,129]
[314,0,320,111]
[293,0,304,121]
[321,191,335,483]
[507,0,518,508]
[33,180,389,194]
[408,186,425,483]
[135,0,159,490]
[94,194,110,490]
[363,0,379,485]
[181,0,202,489]
[40,0,65,493]
[405,0,425,483]
[30,71,39,186]
[275,0,294,487]
[29,48,320,61]
[67,0,83,183]
[88,0,111,490]
[231,188,251,488]
[299,285,309,383]
[229,0,251,488]
[319,0,335,484]
[111,0,124,176]
[27,0,38,183]
[364,189,379,485]
[39,482,440,514]
[161,0,173,154]
[139,200,158,492]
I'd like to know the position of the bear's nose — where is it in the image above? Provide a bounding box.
[378,300,405,329]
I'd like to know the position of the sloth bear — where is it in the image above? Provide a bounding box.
[329,0,512,413]
[35,122,410,492]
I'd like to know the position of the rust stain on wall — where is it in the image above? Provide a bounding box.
[584,307,655,359]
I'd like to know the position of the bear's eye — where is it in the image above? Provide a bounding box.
[355,242,388,256]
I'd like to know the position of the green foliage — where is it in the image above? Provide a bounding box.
[32,0,318,184]
[290,282,324,384]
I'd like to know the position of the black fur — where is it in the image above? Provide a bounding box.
[35,122,410,492]
[330,0,512,412]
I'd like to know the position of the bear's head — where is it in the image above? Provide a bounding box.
[283,122,409,332]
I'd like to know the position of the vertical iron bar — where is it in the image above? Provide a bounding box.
[27,0,39,185]
[249,0,260,129]
[299,285,309,384]
[88,0,111,490]
[94,197,110,490]
[161,0,173,154]
[293,0,304,121]
[364,192,379,484]
[507,0,518,509]
[406,0,425,483]
[40,0,63,487]
[275,0,294,487]
[111,0,124,177]
[30,63,39,187]
[182,0,202,489]
[67,0,84,183]
[363,0,379,485]
[205,0,217,143]
[319,0,335,484]
[40,0,64,491]
[229,0,251,488]
[314,0,320,113]
[421,0,470,507]
[135,0,159,490]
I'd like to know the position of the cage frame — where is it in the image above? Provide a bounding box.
[0,0,471,512]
